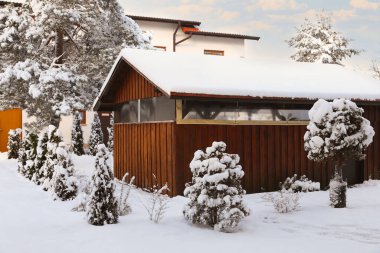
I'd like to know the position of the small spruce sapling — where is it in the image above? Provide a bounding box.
[7,128,21,159]
[33,131,49,185]
[89,112,104,156]
[41,126,63,191]
[71,111,85,156]
[20,131,38,180]
[183,142,250,232]
[304,99,374,208]
[107,112,114,153]
[52,143,78,201]
[86,144,118,225]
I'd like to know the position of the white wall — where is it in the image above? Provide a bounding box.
[22,110,95,145]
[137,20,245,57]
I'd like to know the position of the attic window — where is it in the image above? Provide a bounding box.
[204,50,224,56]
[78,110,86,125]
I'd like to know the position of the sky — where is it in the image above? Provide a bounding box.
[118,0,380,73]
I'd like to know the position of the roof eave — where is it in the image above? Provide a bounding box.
[127,15,201,26]
[184,31,260,41]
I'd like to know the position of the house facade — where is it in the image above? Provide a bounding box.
[94,48,380,196]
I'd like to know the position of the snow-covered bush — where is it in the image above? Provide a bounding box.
[41,126,63,191]
[71,111,84,156]
[117,173,135,216]
[304,99,374,208]
[89,112,104,156]
[143,175,169,224]
[107,112,114,153]
[183,142,250,232]
[86,144,118,226]
[52,143,78,201]
[33,131,49,185]
[19,130,38,180]
[281,174,320,193]
[286,11,360,65]
[7,128,21,159]
[272,190,301,213]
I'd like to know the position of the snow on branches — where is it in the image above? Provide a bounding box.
[86,144,118,226]
[71,111,84,156]
[7,128,21,159]
[0,0,152,128]
[183,142,250,232]
[304,99,374,163]
[286,11,360,65]
[89,112,103,156]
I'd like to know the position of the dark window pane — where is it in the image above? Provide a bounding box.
[140,97,175,122]
[115,101,138,123]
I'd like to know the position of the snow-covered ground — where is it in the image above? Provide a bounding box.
[1,154,380,253]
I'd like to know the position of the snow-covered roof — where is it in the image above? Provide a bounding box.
[94,48,380,109]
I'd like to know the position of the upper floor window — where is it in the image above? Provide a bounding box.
[204,50,224,56]
[154,46,167,51]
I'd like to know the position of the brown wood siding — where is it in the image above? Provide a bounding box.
[175,123,380,195]
[114,68,162,104]
[363,106,380,180]
[114,122,177,195]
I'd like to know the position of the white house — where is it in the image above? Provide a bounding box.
[0,7,260,151]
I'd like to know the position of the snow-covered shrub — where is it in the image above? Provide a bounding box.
[86,144,118,226]
[183,142,250,232]
[107,112,114,153]
[272,190,301,213]
[143,176,169,224]
[33,131,49,185]
[52,143,78,201]
[19,131,38,180]
[41,126,63,191]
[71,111,84,156]
[281,174,320,193]
[304,99,374,208]
[117,173,135,216]
[7,128,21,159]
[89,112,103,156]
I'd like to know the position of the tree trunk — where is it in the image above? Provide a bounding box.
[329,157,347,208]
[55,28,64,65]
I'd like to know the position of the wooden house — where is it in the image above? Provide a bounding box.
[94,48,380,196]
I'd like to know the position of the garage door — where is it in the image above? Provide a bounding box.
[0,109,22,152]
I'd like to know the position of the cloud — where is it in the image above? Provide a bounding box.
[250,0,306,11]
[331,9,357,21]
[350,0,380,10]
[221,11,240,21]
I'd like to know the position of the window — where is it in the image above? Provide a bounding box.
[204,50,224,56]
[115,97,175,124]
[154,46,167,51]
[177,100,310,125]
[78,110,86,125]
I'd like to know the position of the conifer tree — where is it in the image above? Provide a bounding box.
[19,131,38,180]
[41,125,63,191]
[7,128,21,159]
[0,0,152,128]
[52,143,78,201]
[183,142,250,232]
[286,11,360,65]
[87,144,118,225]
[89,112,103,156]
[304,99,374,208]
[71,111,85,155]
[107,112,114,153]
[33,131,49,185]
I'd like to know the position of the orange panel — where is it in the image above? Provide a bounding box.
[0,109,22,152]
